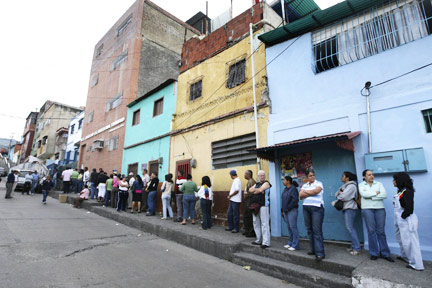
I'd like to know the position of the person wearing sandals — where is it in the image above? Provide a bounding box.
[131,175,144,213]
[197,176,213,230]
[359,169,394,262]
[180,174,198,225]
[335,171,361,255]
[392,172,424,271]
[281,175,299,251]
[161,174,174,219]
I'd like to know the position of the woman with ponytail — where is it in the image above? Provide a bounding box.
[197,176,213,230]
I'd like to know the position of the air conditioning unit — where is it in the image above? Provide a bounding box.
[93,140,104,150]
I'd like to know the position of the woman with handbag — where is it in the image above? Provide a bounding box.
[131,175,144,213]
[335,171,361,255]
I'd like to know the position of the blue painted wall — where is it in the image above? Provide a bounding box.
[265,32,432,259]
[122,81,177,177]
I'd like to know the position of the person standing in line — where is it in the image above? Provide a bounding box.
[77,169,84,194]
[24,171,33,195]
[104,174,114,208]
[130,175,144,213]
[31,170,40,195]
[128,172,136,209]
[111,173,119,208]
[299,169,325,261]
[83,167,90,187]
[117,177,129,212]
[74,184,89,208]
[180,174,198,225]
[5,170,18,199]
[141,169,151,212]
[160,174,174,219]
[70,169,79,193]
[197,176,213,230]
[335,171,361,255]
[226,170,242,233]
[41,175,54,204]
[97,172,108,202]
[174,170,186,222]
[146,172,159,216]
[243,170,256,237]
[359,169,394,262]
[89,168,98,199]
[392,172,424,271]
[282,175,300,251]
[62,168,72,194]
[250,170,272,249]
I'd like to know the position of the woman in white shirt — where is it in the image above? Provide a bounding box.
[197,176,213,230]
[117,177,129,212]
[161,174,174,219]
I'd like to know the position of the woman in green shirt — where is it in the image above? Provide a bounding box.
[180,174,198,225]
[105,174,113,207]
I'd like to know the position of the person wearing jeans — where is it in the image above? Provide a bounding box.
[180,174,198,225]
[41,176,54,204]
[226,170,242,233]
[146,172,159,216]
[117,177,129,212]
[175,171,186,222]
[359,169,394,262]
[300,169,325,261]
[161,174,174,219]
[281,175,300,251]
[197,176,213,230]
[336,171,361,255]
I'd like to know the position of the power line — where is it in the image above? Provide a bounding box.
[370,62,432,88]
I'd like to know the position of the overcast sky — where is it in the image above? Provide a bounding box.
[0,0,343,141]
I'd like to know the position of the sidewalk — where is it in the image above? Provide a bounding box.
[50,190,430,288]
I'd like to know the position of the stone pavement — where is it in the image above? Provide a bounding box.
[51,190,432,287]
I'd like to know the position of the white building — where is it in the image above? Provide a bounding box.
[65,111,85,165]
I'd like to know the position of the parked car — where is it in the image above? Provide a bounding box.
[0,167,7,177]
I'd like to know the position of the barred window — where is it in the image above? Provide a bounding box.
[106,136,119,152]
[111,51,128,71]
[190,80,202,101]
[211,133,257,169]
[106,92,123,112]
[117,15,132,36]
[87,111,94,124]
[312,0,432,73]
[227,59,246,88]
[423,108,432,133]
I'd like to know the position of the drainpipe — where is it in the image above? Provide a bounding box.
[281,0,286,25]
[250,23,261,170]
[365,81,372,153]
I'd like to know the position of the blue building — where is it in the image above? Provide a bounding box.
[122,79,177,178]
[258,0,432,260]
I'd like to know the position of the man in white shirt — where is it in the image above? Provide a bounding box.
[83,167,90,186]
[62,168,72,194]
[226,169,242,233]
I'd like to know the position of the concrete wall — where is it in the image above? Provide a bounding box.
[265,32,432,259]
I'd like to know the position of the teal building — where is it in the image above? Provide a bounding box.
[122,79,177,178]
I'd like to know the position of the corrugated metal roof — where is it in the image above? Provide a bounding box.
[259,0,387,46]
[287,0,320,17]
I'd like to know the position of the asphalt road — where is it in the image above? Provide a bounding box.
[0,182,295,288]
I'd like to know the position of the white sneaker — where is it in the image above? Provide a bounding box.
[284,244,291,249]
[288,247,296,251]
[161,217,167,220]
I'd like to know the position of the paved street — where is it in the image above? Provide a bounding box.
[0,183,294,288]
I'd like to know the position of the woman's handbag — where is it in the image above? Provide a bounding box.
[333,199,344,211]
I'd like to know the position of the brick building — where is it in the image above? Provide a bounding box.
[79,0,199,173]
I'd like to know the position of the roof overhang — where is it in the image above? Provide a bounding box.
[250,131,361,162]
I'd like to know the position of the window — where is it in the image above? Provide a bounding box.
[211,133,257,169]
[70,124,75,134]
[106,92,123,112]
[66,151,71,162]
[423,109,432,133]
[87,111,94,124]
[37,140,41,148]
[74,149,79,161]
[106,136,119,152]
[111,51,128,71]
[117,14,132,36]
[78,119,83,130]
[312,0,432,73]
[190,80,202,101]
[153,98,164,117]
[91,74,99,87]
[227,59,246,88]
[96,44,103,57]
[132,109,140,126]
[42,136,48,145]
[55,153,59,160]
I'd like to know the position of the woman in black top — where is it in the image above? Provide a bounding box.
[146,173,159,216]
[281,176,299,250]
[392,172,424,271]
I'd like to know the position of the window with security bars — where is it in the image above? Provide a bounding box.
[227,59,246,88]
[190,80,202,101]
[106,93,123,112]
[106,136,119,152]
[312,0,432,73]
[111,51,127,71]
[117,15,132,36]
[87,111,94,124]
[423,109,432,133]
[211,133,257,169]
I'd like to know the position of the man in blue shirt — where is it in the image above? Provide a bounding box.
[31,170,40,195]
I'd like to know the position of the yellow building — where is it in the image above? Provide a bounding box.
[170,2,281,215]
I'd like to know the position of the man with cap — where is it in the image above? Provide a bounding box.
[226,169,242,233]
[5,169,19,199]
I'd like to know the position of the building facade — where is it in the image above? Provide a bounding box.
[78,0,199,173]
[169,2,282,217]
[259,0,432,260]
[31,101,83,163]
[65,111,85,166]
[122,79,177,180]
[19,112,38,163]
